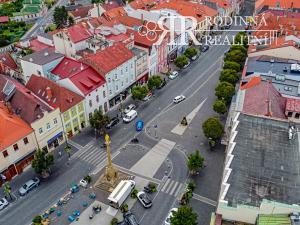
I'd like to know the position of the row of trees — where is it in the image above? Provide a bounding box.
[174,47,198,69]
[131,75,163,100]
[202,32,248,147]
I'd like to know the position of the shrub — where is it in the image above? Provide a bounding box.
[110,218,118,225]
[130,189,138,198]
[84,175,92,183]
[120,203,128,213]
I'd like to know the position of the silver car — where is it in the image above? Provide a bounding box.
[124,104,136,114]
[0,198,9,211]
[19,177,40,196]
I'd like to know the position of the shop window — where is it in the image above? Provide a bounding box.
[3,150,8,158]
[287,112,293,117]
[23,137,29,145]
[39,128,43,134]
[296,113,300,119]
[53,118,58,124]
[13,144,19,151]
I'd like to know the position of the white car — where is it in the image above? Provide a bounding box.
[137,191,152,208]
[173,95,186,104]
[124,104,136,114]
[183,61,191,68]
[169,71,179,80]
[0,198,9,211]
[165,208,178,225]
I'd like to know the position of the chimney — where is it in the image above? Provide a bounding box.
[46,86,52,100]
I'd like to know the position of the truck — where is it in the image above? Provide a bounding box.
[108,180,135,209]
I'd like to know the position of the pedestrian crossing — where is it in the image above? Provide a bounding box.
[160,179,184,197]
[71,141,108,167]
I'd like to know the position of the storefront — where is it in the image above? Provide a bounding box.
[47,131,63,150]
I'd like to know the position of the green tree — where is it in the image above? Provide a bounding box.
[234,31,248,48]
[147,75,162,90]
[225,50,247,66]
[213,99,227,115]
[89,109,110,135]
[219,69,239,84]
[230,44,247,54]
[131,85,148,100]
[215,81,235,104]
[31,149,54,177]
[44,24,57,33]
[223,61,240,72]
[3,182,12,200]
[53,6,69,28]
[68,16,75,26]
[175,55,189,69]
[64,145,72,158]
[202,117,224,141]
[170,206,198,225]
[91,0,104,3]
[187,150,204,174]
[184,47,198,59]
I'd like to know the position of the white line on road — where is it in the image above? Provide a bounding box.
[161,178,171,192]
[169,181,179,196]
[192,193,217,206]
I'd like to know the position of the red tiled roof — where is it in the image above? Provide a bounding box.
[286,98,300,113]
[0,75,52,124]
[152,0,218,22]
[26,75,84,113]
[242,78,287,119]
[114,15,143,28]
[0,102,33,151]
[51,58,106,96]
[129,0,158,10]
[102,1,120,11]
[69,5,93,19]
[84,42,134,75]
[103,6,126,20]
[62,22,93,43]
[256,0,300,10]
[0,16,9,23]
[29,38,54,52]
[0,52,18,71]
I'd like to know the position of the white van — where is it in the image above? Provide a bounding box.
[108,180,135,209]
[123,110,137,123]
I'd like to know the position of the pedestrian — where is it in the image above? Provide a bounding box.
[58,151,62,157]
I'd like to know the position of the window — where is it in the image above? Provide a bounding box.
[109,90,112,95]
[96,95,99,102]
[287,112,293,117]
[89,113,92,119]
[116,85,118,91]
[126,78,128,83]
[53,118,58,124]
[23,137,29,145]
[131,63,133,68]
[13,144,19,151]
[103,91,106,98]
[296,113,300,119]
[125,67,128,72]
[121,69,123,75]
[37,70,41,75]
[2,150,8,158]
[39,128,43,134]
[121,81,124,87]
[46,123,51,130]
[108,78,111,83]
[115,74,117,79]
[89,100,92,107]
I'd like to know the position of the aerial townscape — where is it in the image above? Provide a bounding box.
[1,0,300,224]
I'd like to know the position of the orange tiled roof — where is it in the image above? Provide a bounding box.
[103,6,126,20]
[151,0,218,22]
[0,102,33,151]
[129,0,158,10]
[255,0,300,11]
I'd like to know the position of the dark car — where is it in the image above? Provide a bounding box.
[106,117,120,129]
[124,211,139,225]
[201,45,209,52]
[157,79,167,89]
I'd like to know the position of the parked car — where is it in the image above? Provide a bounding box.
[124,104,136,114]
[106,117,120,129]
[123,110,137,123]
[124,211,139,225]
[19,177,40,196]
[183,61,191,69]
[158,79,167,89]
[137,191,152,208]
[191,54,199,61]
[0,198,9,211]
[169,71,179,80]
[142,92,152,101]
[173,95,186,104]
[165,208,178,225]
[201,45,209,52]
[136,120,144,132]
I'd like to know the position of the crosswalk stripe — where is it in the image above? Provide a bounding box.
[86,152,106,164]
[81,149,101,161]
[174,183,183,197]
[161,179,171,192]
[76,145,95,158]
[89,154,107,166]
[165,180,175,194]
[169,181,179,196]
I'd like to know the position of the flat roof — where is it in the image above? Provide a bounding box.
[225,114,300,207]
